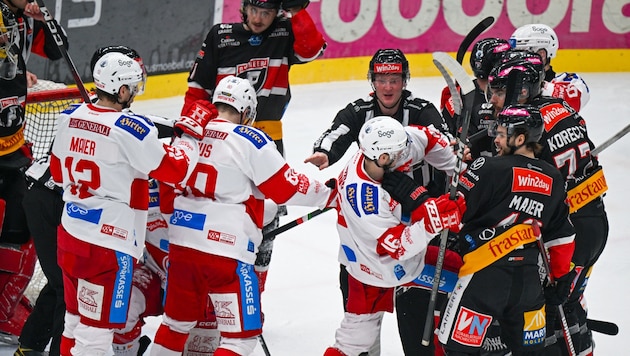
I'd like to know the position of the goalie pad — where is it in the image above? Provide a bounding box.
[0,240,37,322]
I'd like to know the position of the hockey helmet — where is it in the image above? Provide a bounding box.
[488,53,544,104]
[509,24,559,60]
[93,52,146,97]
[90,45,146,84]
[470,38,511,79]
[0,2,18,80]
[358,116,409,162]
[213,75,258,126]
[368,49,410,83]
[491,104,544,143]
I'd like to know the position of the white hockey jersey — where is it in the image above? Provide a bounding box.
[50,103,199,259]
[168,118,333,265]
[335,125,458,288]
[542,72,590,112]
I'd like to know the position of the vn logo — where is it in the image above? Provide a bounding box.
[451,307,492,347]
[523,307,546,345]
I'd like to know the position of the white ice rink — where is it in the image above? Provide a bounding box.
[2,72,629,355]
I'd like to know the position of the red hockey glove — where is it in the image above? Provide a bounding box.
[412,193,466,234]
[174,100,218,140]
[424,245,463,274]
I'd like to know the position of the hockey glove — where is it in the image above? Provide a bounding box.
[424,245,463,274]
[544,269,577,306]
[412,193,466,235]
[282,0,309,10]
[324,178,338,208]
[174,100,218,140]
[382,170,429,216]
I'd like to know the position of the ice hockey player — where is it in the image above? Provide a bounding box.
[488,52,608,356]
[510,23,590,112]
[150,75,336,356]
[438,104,576,355]
[50,51,217,355]
[305,48,453,355]
[323,116,466,356]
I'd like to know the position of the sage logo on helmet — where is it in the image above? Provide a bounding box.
[359,116,409,162]
[93,52,146,96]
[509,23,559,60]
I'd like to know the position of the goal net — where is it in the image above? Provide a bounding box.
[23,80,84,304]
[24,80,84,160]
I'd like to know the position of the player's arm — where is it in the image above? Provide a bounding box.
[407,125,458,173]
[542,72,590,112]
[286,1,325,62]
[307,103,363,168]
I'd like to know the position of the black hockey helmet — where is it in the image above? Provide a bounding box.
[488,53,544,104]
[243,0,281,9]
[368,49,410,83]
[470,38,511,79]
[492,104,544,143]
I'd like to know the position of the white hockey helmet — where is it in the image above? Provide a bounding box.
[509,24,559,59]
[358,116,408,162]
[93,52,146,96]
[212,75,258,125]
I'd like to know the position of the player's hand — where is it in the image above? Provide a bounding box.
[26,71,38,88]
[412,192,466,234]
[544,269,577,306]
[304,152,330,170]
[23,2,44,22]
[382,170,429,215]
[174,100,218,140]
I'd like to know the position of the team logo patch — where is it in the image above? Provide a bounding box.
[393,264,406,280]
[522,306,546,346]
[170,209,206,230]
[361,183,379,215]
[346,183,361,217]
[77,279,104,321]
[147,219,168,232]
[451,307,492,347]
[115,115,150,140]
[68,118,111,136]
[233,125,268,149]
[512,167,552,196]
[66,202,102,224]
[540,102,571,132]
[0,96,18,110]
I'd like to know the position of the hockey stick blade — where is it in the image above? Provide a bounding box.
[456,16,495,64]
[421,53,475,346]
[592,122,630,156]
[587,318,619,336]
[35,0,91,103]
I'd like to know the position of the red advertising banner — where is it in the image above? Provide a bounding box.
[223,0,630,58]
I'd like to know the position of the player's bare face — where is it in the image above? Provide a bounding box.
[494,125,510,156]
[245,6,277,34]
[373,74,404,111]
[488,87,506,117]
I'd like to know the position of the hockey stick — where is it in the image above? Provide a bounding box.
[258,334,271,356]
[532,224,577,356]
[262,207,333,240]
[456,16,496,64]
[591,122,630,156]
[421,52,475,346]
[587,318,619,336]
[35,0,91,103]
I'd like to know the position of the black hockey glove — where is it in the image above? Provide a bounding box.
[381,170,429,215]
[282,0,309,10]
[544,269,577,306]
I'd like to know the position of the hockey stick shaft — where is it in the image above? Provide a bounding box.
[456,16,495,64]
[591,122,630,156]
[262,207,332,239]
[421,52,475,346]
[532,224,577,356]
[35,0,91,103]
[258,334,271,356]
